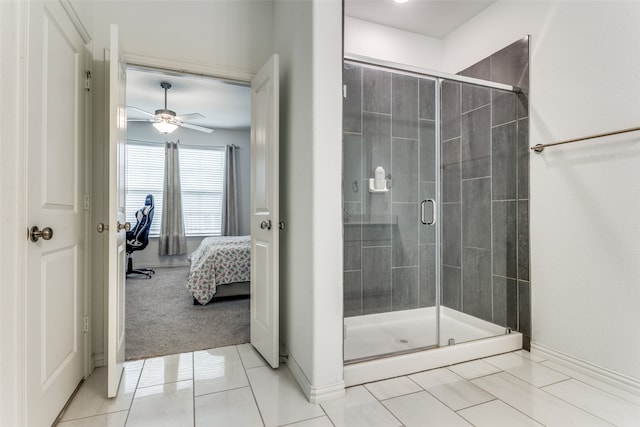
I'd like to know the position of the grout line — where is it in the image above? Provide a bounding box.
[465,370,505,382]
[123,358,147,425]
[317,397,337,427]
[539,361,640,408]
[279,415,334,427]
[472,372,549,426]
[535,379,622,426]
[540,377,572,389]
[57,411,131,425]
[377,388,425,402]
[492,273,519,281]
[491,118,518,129]
[454,397,499,413]
[391,136,419,142]
[461,175,492,182]
[361,384,406,426]
[236,345,268,427]
[362,110,391,116]
[194,384,252,399]
[442,136,461,144]
[461,101,492,115]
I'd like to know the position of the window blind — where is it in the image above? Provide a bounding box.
[125,141,225,237]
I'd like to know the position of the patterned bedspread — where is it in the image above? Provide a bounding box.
[187,236,251,305]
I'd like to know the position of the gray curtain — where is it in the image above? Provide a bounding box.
[159,141,187,255]
[221,144,239,236]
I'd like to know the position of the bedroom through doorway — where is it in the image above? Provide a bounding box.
[123,66,253,361]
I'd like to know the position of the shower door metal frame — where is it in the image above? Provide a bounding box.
[342,55,521,363]
[344,53,521,93]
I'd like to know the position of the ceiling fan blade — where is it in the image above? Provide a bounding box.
[127,118,155,122]
[127,106,156,118]
[175,113,205,121]
[179,122,214,133]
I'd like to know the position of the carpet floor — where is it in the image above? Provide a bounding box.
[125,266,249,360]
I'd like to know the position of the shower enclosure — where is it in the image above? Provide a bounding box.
[342,51,528,383]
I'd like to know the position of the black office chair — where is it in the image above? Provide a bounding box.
[126,194,155,279]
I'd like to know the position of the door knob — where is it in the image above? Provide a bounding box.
[29,226,53,242]
[97,223,109,233]
[260,220,272,230]
[117,221,131,232]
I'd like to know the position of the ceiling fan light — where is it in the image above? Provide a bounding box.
[152,120,178,134]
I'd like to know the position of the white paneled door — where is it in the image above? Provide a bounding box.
[106,24,129,398]
[250,55,280,369]
[24,2,88,425]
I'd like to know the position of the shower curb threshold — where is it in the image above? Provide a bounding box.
[344,332,522,387]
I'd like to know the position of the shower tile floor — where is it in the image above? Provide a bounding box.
[57,344,640,427]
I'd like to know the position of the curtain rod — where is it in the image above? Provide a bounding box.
[126,138,239,149]
[531,126,640,153]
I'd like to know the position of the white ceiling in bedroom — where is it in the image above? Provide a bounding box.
[126,67,251,131]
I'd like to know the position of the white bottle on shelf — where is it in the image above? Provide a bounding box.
[374,166,385,190]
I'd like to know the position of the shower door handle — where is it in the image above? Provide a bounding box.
[421,199,436,226]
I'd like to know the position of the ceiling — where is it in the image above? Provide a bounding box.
[126,67,251,131]
[345,0,495,39]
[127,1,494,131]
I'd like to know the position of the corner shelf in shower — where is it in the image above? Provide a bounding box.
[368,178,390,193]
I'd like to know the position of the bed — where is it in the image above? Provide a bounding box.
[187,235,251,305]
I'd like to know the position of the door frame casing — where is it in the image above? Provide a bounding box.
[100,52,256,370]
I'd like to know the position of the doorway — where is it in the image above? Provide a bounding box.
[124,66,253,360]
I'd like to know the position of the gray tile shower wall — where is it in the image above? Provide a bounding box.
[456,37,531,349]
[342,35,530,349]
[343,61,438,316]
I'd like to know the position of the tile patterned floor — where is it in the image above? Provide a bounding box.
[57,346,640,427]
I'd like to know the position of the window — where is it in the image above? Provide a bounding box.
[126,141,225,237]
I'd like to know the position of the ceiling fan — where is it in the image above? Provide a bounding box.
[127,82,214,134]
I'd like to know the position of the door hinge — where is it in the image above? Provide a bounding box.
[84,195,90,210]
[83,316,89,333]
[343,84,347,99]
[85,71,92,91]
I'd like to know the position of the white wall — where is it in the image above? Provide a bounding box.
[274,0,345,401]
[125,123,252,269]
[75,0,274,366]
[344,16,442,70]
[78,0,273,79]
[441,0,640,387]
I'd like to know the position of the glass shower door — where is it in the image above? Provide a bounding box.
[343,60,440,362]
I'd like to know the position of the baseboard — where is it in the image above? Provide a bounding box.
[531,342,640,395]
[286,353,345,403]
[92,352,105,368]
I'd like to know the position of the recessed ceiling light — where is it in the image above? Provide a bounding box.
[394,0,409,3]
